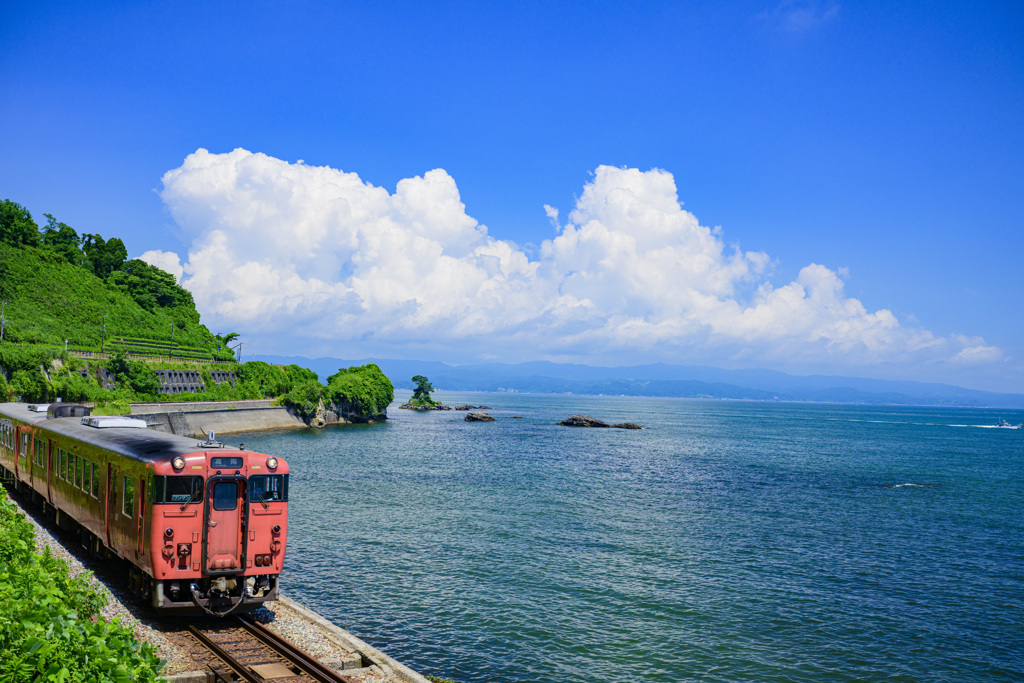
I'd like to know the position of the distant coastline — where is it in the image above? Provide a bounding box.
[260,356,1024,409]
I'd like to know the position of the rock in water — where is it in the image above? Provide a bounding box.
[612,422,643,429]
[559,414,609,427]
[465,411,496,422]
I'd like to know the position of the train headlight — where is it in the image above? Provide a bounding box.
[266,457,279,469]
[172,456,185,470]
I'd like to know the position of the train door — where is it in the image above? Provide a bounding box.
[15,428,28,479]
[135,477,146,559]
[46,440,52,503]
[105,464,117,547]
[203,475,247,573]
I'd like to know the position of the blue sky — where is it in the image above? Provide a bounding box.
[2,1,1022,392]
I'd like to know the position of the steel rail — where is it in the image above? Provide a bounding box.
[236,615,359,683]
[186,624,261,683]
[188,617,359,683]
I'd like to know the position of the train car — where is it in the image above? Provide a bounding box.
[0,402,288,616]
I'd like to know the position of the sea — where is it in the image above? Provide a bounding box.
[236,393,1024,683]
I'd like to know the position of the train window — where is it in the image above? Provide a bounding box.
[152,475,204,504]
[249,475,288,502]
[212,481,238,511]
[92,463,99,498]
[83,460,91,493]
[123,476,135,516]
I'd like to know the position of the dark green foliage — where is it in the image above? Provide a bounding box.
[236,361,316,397]
[278,380,324,420]
[410,374,436,405]
[277,364,394,421]
[107,351,161,397]
[0,239,214,349]
[40,214,88,268]
[0,487,162,681]
[0,199,39,248]
[327,364,395,416]
[108,259,195,313]
[81,233,127,278]
[9,369,50,403]
[51,369,98,403]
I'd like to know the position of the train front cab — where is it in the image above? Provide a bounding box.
[149,450,288,615]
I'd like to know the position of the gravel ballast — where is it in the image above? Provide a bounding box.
[4,485,430,683]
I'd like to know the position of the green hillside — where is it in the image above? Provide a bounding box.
[0,202,218,352]
[0,199,395,416]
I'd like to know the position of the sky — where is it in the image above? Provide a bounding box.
[2,1,1022,393]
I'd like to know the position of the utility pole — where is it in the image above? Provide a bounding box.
[1,301,6,345]
[170,323,174,359]
[101,314,107,353]
[233,342,245,362]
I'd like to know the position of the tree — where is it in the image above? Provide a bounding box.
[107,351,161,396]
[109,258,194,311]
[0,199,40,248]
[326,364,394,416]
[411,375,435,405]
[81,233,127,278]
[41,213,87,266]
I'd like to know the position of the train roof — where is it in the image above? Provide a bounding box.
[0,403,244,465]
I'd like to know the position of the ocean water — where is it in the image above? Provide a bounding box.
[237,394,1024,682]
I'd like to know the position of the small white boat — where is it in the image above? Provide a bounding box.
[995,418,1022,429]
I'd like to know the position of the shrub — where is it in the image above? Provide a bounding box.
[277,380,324,420]
[0,487,162,681]
[107,351,161,397]
[326,364,395,416]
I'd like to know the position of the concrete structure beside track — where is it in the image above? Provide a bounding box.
[127,400,315,437]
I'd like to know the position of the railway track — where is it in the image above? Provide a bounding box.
[187,615,360,683]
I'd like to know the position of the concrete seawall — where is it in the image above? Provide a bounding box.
[129,401,310,437]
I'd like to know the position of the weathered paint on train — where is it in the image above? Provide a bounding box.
[0,403,288,615]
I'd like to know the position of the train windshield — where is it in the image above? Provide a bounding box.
[249,475,288,502]
[152,475,204,504]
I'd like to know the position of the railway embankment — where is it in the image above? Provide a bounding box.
[128,399,356,437]
[3,483,432,683]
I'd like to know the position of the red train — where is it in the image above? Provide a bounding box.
[0,402,288,615]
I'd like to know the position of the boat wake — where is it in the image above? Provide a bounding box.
[880,483,937,489]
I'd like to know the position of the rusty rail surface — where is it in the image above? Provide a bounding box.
[187,616,359,683]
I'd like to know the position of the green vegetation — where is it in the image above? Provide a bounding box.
[425,677,456,683]
[277,364,395,420]
[0,200,223,355]
[408,374,437,406]
[0,486,162,681]
[0,198,397,420]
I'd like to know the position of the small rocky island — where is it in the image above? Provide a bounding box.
[465,411,495,422]
[399,374,452,410]
[559,414,643,429]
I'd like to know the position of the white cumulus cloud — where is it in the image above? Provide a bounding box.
[138,249,184,281]
[155,148,1002,373]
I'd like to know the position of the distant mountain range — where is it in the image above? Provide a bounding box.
[256,356,1024,409]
